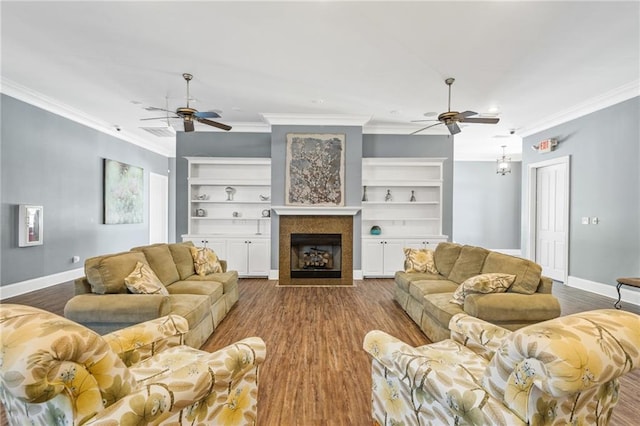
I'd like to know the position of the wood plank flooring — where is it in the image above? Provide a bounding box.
[2,279,639,425]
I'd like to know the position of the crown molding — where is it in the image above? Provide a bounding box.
[363,123,450,135]
[519,80,640,137]
[261,113,371,127]
[1,77,173,157]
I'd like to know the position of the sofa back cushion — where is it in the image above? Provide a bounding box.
[433,242,462,278]
[85,251,148,294]
[447,245,490,284]
[131,244,180,286]
[482,252,542,294]
[168,241,197,280]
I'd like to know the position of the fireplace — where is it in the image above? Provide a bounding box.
[278,215,353,286]
[291,233,341,278]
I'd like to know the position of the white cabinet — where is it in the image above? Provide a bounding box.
[362,238,405,277]
[182,236,270,277]
[226,238,270,277]
[182,157,272,277]
[362,237,447,277]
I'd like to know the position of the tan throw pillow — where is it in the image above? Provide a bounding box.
[124,261,169,296]
[404,248,438,274]
[450,273,516,305]
[190,247,223,276]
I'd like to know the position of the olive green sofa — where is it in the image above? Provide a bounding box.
[395,242,561,342]
[64,241,238,348]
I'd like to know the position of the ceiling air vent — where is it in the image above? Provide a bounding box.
[140,127,176,137]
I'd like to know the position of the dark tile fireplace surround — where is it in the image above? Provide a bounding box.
[278,215,353,286]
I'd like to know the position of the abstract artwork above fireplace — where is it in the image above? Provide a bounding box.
[285,133,345,206]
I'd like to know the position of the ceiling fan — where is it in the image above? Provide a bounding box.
[142,73,231,132]
[411,77,499,135]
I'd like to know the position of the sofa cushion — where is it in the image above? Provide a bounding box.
[185,271,239,294]
[409,280,459,300]
[124,261,169,296]
[433,242,462,278]
[165,280,224,307]
[190,247,223,276]
[166,294,211,331]
[85,251,148,294]
[131,244,181,286]
[422,292,464,329]
[450,273,515,305]
[168,241,197,280]
[403,248,438,274]
[394,271,446,292]
[481,252,542,295]
[447,245,490,284]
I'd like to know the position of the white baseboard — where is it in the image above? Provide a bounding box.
[0,268,84,299]
[567,275,640,308]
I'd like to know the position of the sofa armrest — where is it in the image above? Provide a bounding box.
[449,313,511,360]
[94,337,267,423]
[74,276,93,294]
[64,294,172,325]
[103,314,189,366]
[219,259,228,272]
[363,330,422,370]
[464,293,561,322]
[537,275,553,293]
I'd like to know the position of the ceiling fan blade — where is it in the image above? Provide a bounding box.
[194,111,221,119]
[447,122,461,135]
[183,119,195,132]
[410,122,443,135]
[461,117,500,124]
[456,110,478,119]
[140,115,179,121]
[197,117,232,131]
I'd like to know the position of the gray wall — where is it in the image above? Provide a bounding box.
[522,96,639,285]
[1,95,170,286]
[453,161,521,249]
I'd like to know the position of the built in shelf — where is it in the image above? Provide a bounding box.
[272,206,361,216]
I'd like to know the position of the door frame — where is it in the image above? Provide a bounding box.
[526,155,570,283]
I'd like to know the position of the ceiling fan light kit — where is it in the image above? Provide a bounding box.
[496,145,512,176]
[411,77,500,136]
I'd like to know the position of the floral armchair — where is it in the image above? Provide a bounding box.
[0,304,266,425]
[363,309,640,425]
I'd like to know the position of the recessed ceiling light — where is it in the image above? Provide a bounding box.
[488,106,500,114]
[231,106,242,111]
[311,99,324,104]
[390,110,402,115]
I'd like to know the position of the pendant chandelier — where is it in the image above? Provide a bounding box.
[496,145,511,176]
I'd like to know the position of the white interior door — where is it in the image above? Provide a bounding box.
[533,159,568,282]
[149,172,168,244]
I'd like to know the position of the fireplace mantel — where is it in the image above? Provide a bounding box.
[272,206,361,216]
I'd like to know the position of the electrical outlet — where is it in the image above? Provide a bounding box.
[72,255,80,263]
[581,217,590,225]
[591,217,600,225]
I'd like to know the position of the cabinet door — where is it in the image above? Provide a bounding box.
[226,239,249,275]
[383,240,405,275]
[362,240,385,276]
[246,239,270,277]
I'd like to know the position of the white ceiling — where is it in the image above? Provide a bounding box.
[2,0,638,159]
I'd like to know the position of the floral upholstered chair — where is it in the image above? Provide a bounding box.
[364,309,640,425]
[0,304,266,425]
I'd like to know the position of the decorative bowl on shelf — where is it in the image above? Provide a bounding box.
[370,225,381,235]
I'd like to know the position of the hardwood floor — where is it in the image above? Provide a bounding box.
[2,279,639,425]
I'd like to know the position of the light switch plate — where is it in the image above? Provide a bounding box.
[591,217,599,225]
[581,217,590,225]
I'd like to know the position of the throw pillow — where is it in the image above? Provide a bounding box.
[404,248,438,274]
[190,246,223,276]
[124,261,169,296]
[450,273,516,305]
